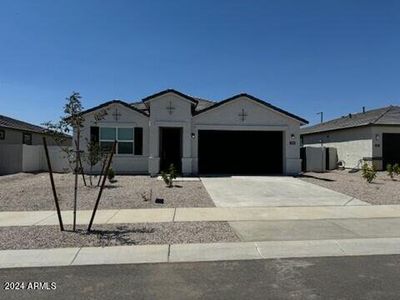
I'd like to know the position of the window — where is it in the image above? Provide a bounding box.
[23,132,32,145]
[99,127,134,154]
[0,129,4,140]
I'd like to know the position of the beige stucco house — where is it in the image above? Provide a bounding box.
[301,105,400,170]
[0,115,72,174]
[77,89,308,176]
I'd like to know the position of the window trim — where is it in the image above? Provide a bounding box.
[99,126,134,156]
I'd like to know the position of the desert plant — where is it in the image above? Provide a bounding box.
[84,140,104,186]
[362,163,377,183]
[393,163,400,176]
[161,164,178,187]
[387,164,394,179]
[107,167,115,183]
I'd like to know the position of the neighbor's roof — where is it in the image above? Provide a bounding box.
[0,115,48,134]
[301,105,400,135]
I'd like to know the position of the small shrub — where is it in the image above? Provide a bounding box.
[387,164,394,179]
[161,164,178,188]
[361,163,377,183]
[107,167,115,183]
[393,163,400,176]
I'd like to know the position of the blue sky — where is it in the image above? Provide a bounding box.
[0,0,399,126]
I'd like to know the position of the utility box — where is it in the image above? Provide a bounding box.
[301,146,338,172]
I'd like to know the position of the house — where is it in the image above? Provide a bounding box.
[301,105,400,170]
[0,115,72,174]
[77,89,308,176]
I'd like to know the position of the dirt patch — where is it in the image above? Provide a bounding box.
[0,222,239,250]
[0,173,214,211]
[299,170,400,205]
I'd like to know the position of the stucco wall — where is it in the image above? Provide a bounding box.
[302,126,373,169]
[147,93,193,175]
[78,102,150,174]
[0,144,23,174]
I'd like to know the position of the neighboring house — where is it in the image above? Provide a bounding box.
[77,89,308,176]
[301,105,400,170]
[0,115,72,174]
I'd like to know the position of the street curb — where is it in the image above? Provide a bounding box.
[2,237,400,269]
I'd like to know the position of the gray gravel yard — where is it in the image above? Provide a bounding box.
[0,222,239,250]
[299,170,400,205]
[0,173,214,211]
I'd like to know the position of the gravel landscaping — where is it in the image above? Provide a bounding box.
[0,173,214,211]
[0,222,239,250]
[299,170,400,205]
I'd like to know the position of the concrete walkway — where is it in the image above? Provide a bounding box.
[201,176,369,207]
[3,205,400,227]
[2,237,400,269]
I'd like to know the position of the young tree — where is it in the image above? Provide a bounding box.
[84,140,104,186]
[43,92,85,231]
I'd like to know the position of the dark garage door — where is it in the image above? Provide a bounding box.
[198,130,283,175]
[383,133,400,167]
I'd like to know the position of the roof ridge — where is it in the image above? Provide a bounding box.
[371,105,394,124]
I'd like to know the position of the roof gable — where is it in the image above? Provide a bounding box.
[194,93,308,125]
[142,89,199,105]
[80,100,149,117]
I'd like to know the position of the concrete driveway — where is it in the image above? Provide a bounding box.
[201,176,368,207]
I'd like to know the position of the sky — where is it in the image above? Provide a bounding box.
[0,0,399,126]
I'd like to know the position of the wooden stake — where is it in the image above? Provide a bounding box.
[87,141,116,231]
[97,155,108,187]
[42,137,64,231]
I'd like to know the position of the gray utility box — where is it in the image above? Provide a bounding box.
[301,146,338,172]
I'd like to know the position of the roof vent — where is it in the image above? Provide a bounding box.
[362,106,366,113]
[349,113,352,118]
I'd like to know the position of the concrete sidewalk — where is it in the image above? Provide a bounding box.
[2,205,400,227]
[2,237,400,269]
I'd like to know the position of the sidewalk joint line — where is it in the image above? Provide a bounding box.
[105,210,120,224]
[343,197,356,206]
[69,247,82,265]
[32,212,57,226]
[172,208,177,222]
[167,244,171,262]
[254,242,264,259]
[334,240,346,255]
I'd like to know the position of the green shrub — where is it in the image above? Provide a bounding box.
[107,167,115,183]
[387,164,394,179]
[393,163,400,176]
[161,164,178,188]
[362,163,377,183]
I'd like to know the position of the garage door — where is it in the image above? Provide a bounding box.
[383,133,400,167]
[198,130,283,174]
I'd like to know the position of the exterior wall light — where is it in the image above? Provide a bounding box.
[290,134,295,139]
[375,134,380,141]
[191,133,196,139]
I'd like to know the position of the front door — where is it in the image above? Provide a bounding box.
[160,127,182,172]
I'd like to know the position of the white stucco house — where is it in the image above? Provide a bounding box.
[76,89,308,176]
[301,105,400,170]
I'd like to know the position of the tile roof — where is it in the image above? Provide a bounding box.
[301,105,400,135]
[0,115,47,134]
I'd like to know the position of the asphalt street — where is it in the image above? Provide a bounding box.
[1,255,400,300]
